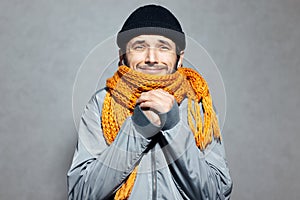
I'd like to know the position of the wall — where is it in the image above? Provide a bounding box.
[0,0,299,199]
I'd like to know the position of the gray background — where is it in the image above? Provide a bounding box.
[0,0,299,199]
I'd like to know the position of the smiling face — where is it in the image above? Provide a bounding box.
[123,35,184,75]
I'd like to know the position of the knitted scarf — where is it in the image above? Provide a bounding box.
[101,65,221,200]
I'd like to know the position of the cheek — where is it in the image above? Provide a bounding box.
[126,54,144,66]
[160,56,177,67]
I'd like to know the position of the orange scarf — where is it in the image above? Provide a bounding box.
[101,65,221,199]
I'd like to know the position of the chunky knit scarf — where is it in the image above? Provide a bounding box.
[101,65,221,200]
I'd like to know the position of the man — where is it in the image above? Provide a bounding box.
[68,4,232,200]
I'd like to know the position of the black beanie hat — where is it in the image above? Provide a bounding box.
[117,5,186,52]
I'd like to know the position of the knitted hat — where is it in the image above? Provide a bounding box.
[117,5,186,53]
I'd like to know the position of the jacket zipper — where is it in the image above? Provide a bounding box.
[151,147,157,200]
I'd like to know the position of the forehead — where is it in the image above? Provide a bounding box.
[127,35,176,46]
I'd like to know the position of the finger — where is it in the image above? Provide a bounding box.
[136,92,152,104]
[139,101,152,108]
[139,101,165,112]
[137,91,159,103]
[149,90,175,108]
[138,92,174,113]
[155,89,175,102]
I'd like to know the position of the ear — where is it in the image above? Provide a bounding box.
[118,49,125,66]
[177,51,184,68]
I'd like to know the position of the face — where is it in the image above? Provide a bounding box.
[123,35,184,75]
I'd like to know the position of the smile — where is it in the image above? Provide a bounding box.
[137,67,167,74]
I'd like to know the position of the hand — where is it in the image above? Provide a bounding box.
[136,89,175,126]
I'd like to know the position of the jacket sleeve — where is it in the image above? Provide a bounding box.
[67,90,159,200]
[160,101,233,200]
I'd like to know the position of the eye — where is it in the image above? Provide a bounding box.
[159,45,170,51]
[132,45,145,51]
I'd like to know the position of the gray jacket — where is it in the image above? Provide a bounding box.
[67,88,232,200]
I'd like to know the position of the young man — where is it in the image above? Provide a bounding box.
[67,5,232,200]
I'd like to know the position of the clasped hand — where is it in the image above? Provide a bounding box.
[136,89,175,126]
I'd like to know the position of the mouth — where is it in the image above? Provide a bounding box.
[137,65,168,74]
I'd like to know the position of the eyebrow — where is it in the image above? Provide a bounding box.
[128,39,173,48]
[130,40,146,46]
[158,39,172,47]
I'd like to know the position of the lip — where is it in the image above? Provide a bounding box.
[137,67,167,74]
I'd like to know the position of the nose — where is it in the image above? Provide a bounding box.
[145,47,158,64]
